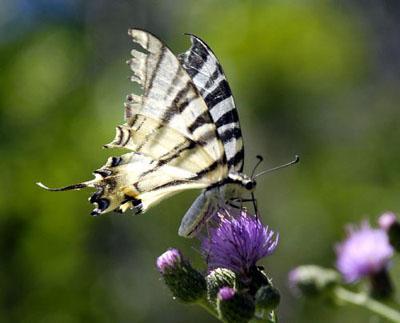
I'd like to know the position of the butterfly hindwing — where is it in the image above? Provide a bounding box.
[178,34,244,172]
[89,152,214,215]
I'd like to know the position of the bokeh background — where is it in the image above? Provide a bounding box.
[1,0,400,322]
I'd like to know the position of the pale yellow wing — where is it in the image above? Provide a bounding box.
[38,29,228,216]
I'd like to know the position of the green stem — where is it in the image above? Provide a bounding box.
[197,299,220,321]
[333,286,400,323]
[270,310,278,323]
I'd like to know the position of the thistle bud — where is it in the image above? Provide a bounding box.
[289,265,340,298]
[255,285,280,311]
[156,249,206,302]
[206,268,237,304]
[217,287,255,323]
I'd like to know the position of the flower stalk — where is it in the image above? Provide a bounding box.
[333,286,400,322]
[196,298,220,320]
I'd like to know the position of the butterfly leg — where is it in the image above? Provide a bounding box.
[251,192,259,216]
[227,198,242,209]
[228,196,259,215]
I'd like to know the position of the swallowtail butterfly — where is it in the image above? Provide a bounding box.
[38,29,257,237]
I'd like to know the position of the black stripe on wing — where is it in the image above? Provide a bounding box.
[181,37,209,79]
[150,158,223,192]
[204,79,232,109]
[178,34,244,172]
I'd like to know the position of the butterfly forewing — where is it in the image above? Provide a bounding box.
[122,29,225,162]
[39,29,230,216]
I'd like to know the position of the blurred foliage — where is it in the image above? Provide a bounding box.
[1,0,400,322]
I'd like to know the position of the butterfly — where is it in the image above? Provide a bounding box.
[38,28,257,238]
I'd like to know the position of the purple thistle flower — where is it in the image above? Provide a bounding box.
[201,207,279,275]
[156,248,182,274]
[217,287,236,301]
[335,221,393,283]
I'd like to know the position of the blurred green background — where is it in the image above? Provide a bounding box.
[1,0,400,322]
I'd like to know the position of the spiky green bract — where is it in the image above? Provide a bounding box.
[206,268,237,305]
[157,249,206,303]
[289,265,340,298]
[217,287,255,323]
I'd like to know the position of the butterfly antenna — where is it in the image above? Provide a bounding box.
[254,155,300,178]
[36,182,88,191]
[251,155,264,178]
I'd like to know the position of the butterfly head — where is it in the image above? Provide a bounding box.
[227,172,256,192]
[244,177,257,191]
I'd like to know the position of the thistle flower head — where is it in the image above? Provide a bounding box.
[335,221,393,283]
[379,212,397,231]
[201,207,279,275]
[156,248,206,302]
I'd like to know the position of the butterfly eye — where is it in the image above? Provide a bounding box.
[96,198,110,211]
[245,181,256,191]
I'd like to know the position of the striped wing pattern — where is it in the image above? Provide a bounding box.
[40,29,229,216]
[92,29,230,214]
[178,35,244,172]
